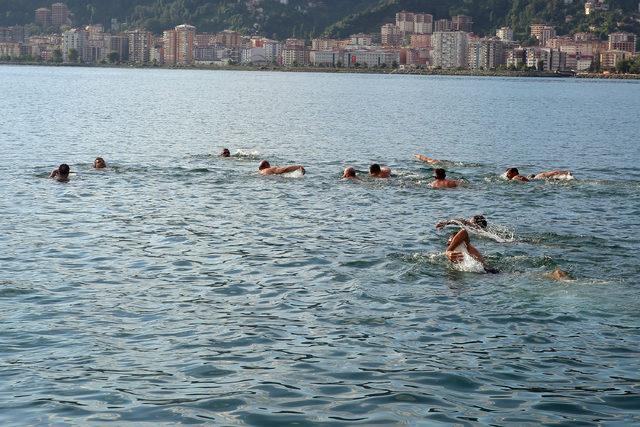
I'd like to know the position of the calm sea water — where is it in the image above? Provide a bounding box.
[1,65,639,426]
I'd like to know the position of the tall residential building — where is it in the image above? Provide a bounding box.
[262,39,282,64]
[312,38,338,50]
[525,47,566,71]
[126,30,153,64]
[496,27,513,42]
[281,46,309,66]
[350,33,374,46]
[432,31,468,68]
[284,38,305,49]
[218,30,241,48]
[62,28,87,61]
[35,8,52,28]
[396,12,415,34]
[468,38,505,70]
[608,32,636,54]
[434,19,452,32]
[106,34,129,61]
[600,49,631,69]
[530,24,556,46]
[163,29,177,65]
[0,26,27,43]
[51,3,71,28]
[413,14,433,34]
[452,15,473,32]
[410,34,431,49]
[381,24,402,46]
[175,24,195,65]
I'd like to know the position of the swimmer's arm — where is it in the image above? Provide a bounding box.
[445,229,469,263]
[414,154,438,164]
[274,165,305,174]
[436,218,469,230]
[534,170,571,179]
[514,175,530,182]
[49,169,59,178]
[466,243,486,265]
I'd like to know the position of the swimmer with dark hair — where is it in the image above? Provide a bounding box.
[50,164,70,182]
[258,160,305,176]
[446,229,499,274]
[430,168,460,189]
[93,157,106,169]
[436,215,488,231]
[505,167,530,182]
[342,167,358,179]
[220,148,231,157]
[369,163,391,178]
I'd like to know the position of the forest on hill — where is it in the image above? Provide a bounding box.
[1,0,639,40]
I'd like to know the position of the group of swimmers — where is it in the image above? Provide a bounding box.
[49,157,106,182]
[49,150,573,278]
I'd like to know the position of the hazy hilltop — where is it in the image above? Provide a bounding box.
[2,0,639,39]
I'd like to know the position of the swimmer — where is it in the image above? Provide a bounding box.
[342,167,358,179]
[505,167,530,182]
[506,168,574,182]
[430,168,460,189]
[369,164,391,178]
[220,148,231,157]
[414,154,442,165]
[545,267,574,281]
[446,229,499,274]
[93,157,106,169]
[50,163,70,182]
[436,215,488,231]
[258,160,305,176]
[529,170,574,180]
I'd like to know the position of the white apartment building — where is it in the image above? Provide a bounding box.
[496,27,513,42]
[381,24,402,46]
[432,31,468,68]
[413,14,433,34]
[468,38,505,70]
[240,46,267,64]
[62,28,88,62]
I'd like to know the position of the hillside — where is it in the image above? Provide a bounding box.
[1,0,638,40]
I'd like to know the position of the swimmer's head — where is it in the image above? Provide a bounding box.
[506,168,519,179]
[258,160,270,170]
[58,163,70,176]
[472,215,488,229]
[221,148,230,157]
[94,157,106,168]
[343,167,356,178]
[369,164,381,175]
[434,168,446,180]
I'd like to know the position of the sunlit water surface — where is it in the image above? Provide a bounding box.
[1,66,639,425]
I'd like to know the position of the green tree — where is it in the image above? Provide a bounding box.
[107,51,120,63]
[537,59,544,71]
[68,48,79,63]
[615,58,631,73]
[52,49,63,63]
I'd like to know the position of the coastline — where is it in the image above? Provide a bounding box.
[2,60,639,80]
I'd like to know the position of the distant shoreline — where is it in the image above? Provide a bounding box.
[2,61,639,80]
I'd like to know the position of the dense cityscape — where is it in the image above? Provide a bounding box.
[0,1,639,73]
